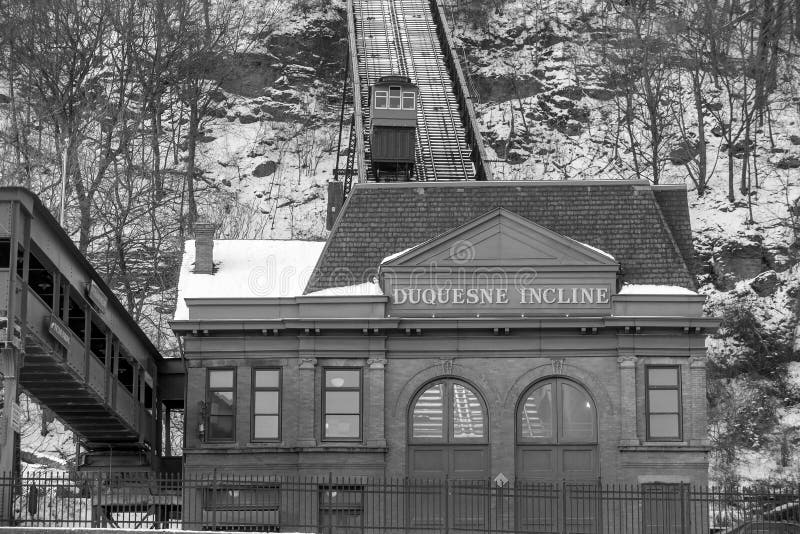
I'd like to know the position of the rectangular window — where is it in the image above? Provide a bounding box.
[388,86,401,109]
[323,369,361,440]
[253,369,280,441]
[203,485,280,532]
[642,483,688,533]
[319,485,363,532]
[117,355,135,393]
[204,486,280,511]
[402,91,415,110]
[28,250,55,307]
[0,238,10,268]
[374,90,388,109]
[208,369,236,441]
[646,366,681,440]
[67,292,86,340]
[90,317,107,365]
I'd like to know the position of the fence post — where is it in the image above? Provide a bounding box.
[91,475,102,528]
[562,479,567,534]
[445,475,450,534]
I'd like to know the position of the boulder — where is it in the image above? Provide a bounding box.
[764,244,792,272]
[790,135,800,145]
[253,161,278,178]
[669,139,699,165]
[712,235,766,290]
[206,104,228,118]
[239,113,260,125]
[750,270,779,296]
[777,157,800,169]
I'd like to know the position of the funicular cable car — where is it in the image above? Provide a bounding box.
[369,75,419,181]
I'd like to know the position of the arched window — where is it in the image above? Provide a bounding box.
[410,380,487,443]
[517,378,596,444]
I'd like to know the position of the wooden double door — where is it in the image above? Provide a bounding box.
[516,445,599,534]
[516,377,600,534]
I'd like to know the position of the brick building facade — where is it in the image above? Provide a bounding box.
[171,180,717,488]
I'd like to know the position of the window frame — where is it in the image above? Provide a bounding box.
[388,86,402,109]
[645,365,683,442]
[203,484,280,512]
[322,367,362,442]
[251,368,281,442]
[374,90,388,109]
[516,377,597,445]
[206,368,237,442]
[408,379,488,445]
[26,244,57,310]
[402,91,416,110]
[318,484,364,531]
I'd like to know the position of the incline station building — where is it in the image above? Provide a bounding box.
[171,180,717,488]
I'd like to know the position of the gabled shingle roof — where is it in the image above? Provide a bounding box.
[305,180,696,293]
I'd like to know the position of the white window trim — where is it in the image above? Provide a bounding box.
[374,90,388,109]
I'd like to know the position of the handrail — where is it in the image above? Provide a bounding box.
[429,0,492,180]
[346,0,367,185]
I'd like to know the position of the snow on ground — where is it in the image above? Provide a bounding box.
[174,239,325,320]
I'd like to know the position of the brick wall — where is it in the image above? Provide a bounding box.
[182,328,708,485]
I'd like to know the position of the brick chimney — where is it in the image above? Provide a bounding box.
[194,222,216,274]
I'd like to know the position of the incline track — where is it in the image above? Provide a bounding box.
[353,0,475,181]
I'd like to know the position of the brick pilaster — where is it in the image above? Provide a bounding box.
[297,357,317,447]
[366,358,387,447]
[618,355,639,446]
[689,356,709,447]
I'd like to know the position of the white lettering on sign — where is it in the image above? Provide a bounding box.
[48,316,71,348]
[393,286,611,307]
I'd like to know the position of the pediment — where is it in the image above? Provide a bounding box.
[381,208,618,269]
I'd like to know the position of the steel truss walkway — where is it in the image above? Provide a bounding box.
[0,189,181,479]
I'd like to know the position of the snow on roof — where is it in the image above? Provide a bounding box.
[305,281,384,297]
[571,238,615,261]
[618,284,698,296]
[174,239,325,320]
[381,245,418,265]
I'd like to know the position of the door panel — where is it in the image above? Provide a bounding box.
[562,447,598,480]
[518,447,558,480]
[409,447,447,477]
[451,446,489,478]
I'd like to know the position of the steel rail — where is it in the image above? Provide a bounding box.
[346,0,367,186]
[392,0,437,180]
[407,0,470,179]
[429,0,492,180]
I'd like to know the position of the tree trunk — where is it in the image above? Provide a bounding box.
[692,70,708,195]
[152,102,163,199]
[727,152,735,202]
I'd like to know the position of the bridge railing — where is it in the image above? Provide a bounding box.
[429,0,493,181]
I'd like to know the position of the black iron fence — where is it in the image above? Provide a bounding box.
[3,472,800,533]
